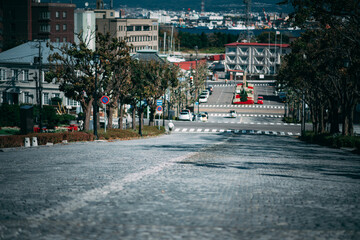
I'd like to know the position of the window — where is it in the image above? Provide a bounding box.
[12,69,19,81]
[110,12,113,17]
[43,93,49,105]
[41,11,50,19]
[127,26,133,31]
[240,65,248,71]
[56,24,60,31]
[135,26,142,31]
[24,92,32,104]
[40,24,50,32]
[63,24,67,31]
[0,69,6,81]
[56,38,60,43]
[63,11,67,18]
[66,98,80,107]
[227,47,236,53]
[22,70,29,81]
[63,37,67,42]
[56,11,59,18]
[53,93,60,98]
[143,26,150,31]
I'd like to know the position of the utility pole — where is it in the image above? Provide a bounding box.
[93,54,99,140]
[34,40,44,132]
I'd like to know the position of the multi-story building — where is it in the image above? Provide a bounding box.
[0,41,79,111]
[95,11,159,54]
[224,42,290,79]
[74,9,96,50]
[0,0,32,51]
[31,2,76,43]
[0,0,75,52]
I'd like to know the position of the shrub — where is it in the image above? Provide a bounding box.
[301,131,360,152]
[0,126,164,148]
[0,132,94,148]
[0,104,20,127]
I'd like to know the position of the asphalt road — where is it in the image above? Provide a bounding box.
[1,133,360,239]
[172,82,310,135]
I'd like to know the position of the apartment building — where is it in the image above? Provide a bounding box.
[95,11,159,54]
[224,42,290,79]
[31,2,76,43]
[0,0,75,52]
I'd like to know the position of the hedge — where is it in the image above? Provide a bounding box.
[0,132,94,148]
[301,131,360,152]
[0,126,165,148]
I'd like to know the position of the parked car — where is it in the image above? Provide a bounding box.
[201,90,210,98]
[229,110,237,118]
[257,96,264,104]
[199,95,208,103]
[197,113,208,122]
[179,111,193,121]
[181,109,192,115]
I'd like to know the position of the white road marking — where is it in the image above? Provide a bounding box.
[28,152,198,224]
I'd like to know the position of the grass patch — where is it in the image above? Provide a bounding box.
[0,127,20,135]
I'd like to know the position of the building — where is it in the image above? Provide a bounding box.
[74,9,96,50]
[31,2,76,43]
[0,0,32,51]
[95,12,159,54]
[224,42,290,79]
[0,41,79,110]
[0,0,75,52]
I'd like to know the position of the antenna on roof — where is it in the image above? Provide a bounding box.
[237,0,252,42]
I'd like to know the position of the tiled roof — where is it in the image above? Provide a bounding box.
[131,50,165,63]
[174,59,207,71]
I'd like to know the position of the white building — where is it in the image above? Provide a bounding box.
[74,9,96,51]
[224,42,291,78]
[0,41,79,110]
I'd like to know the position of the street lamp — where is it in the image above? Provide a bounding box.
[93,53,100,140]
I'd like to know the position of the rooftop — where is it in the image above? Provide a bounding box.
[225,42,290,48]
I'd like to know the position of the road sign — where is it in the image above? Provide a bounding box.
[101,96,110,105]
[156,105,163,113]
[157,100,163,106]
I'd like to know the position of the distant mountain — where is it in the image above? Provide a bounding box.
[49,0,293,13]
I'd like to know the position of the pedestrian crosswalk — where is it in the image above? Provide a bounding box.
[172,128,300,136]
[200,104,284,109]
[209,113,283,118]
[212,83,271,87]
[194,120,300,126]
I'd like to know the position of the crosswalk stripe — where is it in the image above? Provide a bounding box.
[172,128,297,137]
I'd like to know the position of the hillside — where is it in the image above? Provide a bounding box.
[49,0,293,13]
